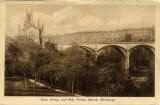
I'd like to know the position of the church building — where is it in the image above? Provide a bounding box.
[18,8,44,45]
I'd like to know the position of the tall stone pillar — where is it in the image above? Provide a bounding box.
[39,25,44,48]
[125,51,130,76]
[94,51,98,61]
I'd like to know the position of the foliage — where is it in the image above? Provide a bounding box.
[5,36,155,96]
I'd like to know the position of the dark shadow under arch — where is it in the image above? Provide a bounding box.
[129,44,155,75]
[97,45,127,56]
[74,45,96,56]
[96,45,127,71]
[129,44,155,55]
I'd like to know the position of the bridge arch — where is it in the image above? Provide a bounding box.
[73,45,96,56]
[97,45,127,56]
[96,45,128,73]
[67,46,96,60]
[129,44,155,76]
[129,44,155,55]
[64,45,95,60]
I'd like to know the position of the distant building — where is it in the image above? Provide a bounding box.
[17,9,155,45]
[49,27,155,44]
[18,8,44,45]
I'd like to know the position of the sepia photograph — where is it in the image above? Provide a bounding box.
[4,3,155,97]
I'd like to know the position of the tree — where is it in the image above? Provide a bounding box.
[5,36,32,89]
[95,46,125,96]
[60,47,94,94]
[29,46,46,95]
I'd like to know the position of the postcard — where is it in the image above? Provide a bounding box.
[0,0,159,105]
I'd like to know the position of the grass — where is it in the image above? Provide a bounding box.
[5,77,73,96]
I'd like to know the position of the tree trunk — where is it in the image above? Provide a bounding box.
[107,85,110,96]
[44,73,46,82]
[22,70,28,89]
[55,75,57,86]
[68,74,71,92]
[50,74,52,87]
[43,73,45,81]
[24,77,28,89]
[34,72,37,95]
[38,74,40,82]
[36,74,38,81]
[39,74,40,82]
[71,73,75,94]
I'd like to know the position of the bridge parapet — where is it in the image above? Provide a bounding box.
[56,42,154,54]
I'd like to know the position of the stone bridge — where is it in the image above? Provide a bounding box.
[56,42,155,75]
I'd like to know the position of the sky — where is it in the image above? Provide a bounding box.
[5,4,155,36]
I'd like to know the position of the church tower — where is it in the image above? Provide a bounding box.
[18,8,45,48]
[39,24,45,48]
[24,8,33,28]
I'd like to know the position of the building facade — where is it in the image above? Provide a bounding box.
[49,27,155,45]
[18,9,44,45]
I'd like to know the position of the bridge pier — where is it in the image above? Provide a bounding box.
[124,51,130,76]
[94,52,98,61]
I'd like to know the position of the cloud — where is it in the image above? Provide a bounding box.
[9,12,25,34]
[75,15,104,31]
[7,6,155,36]
[32,7,83,35]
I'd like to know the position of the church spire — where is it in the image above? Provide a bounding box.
[24,8,33,27]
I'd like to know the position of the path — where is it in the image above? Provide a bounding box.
[5,77,74,96]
